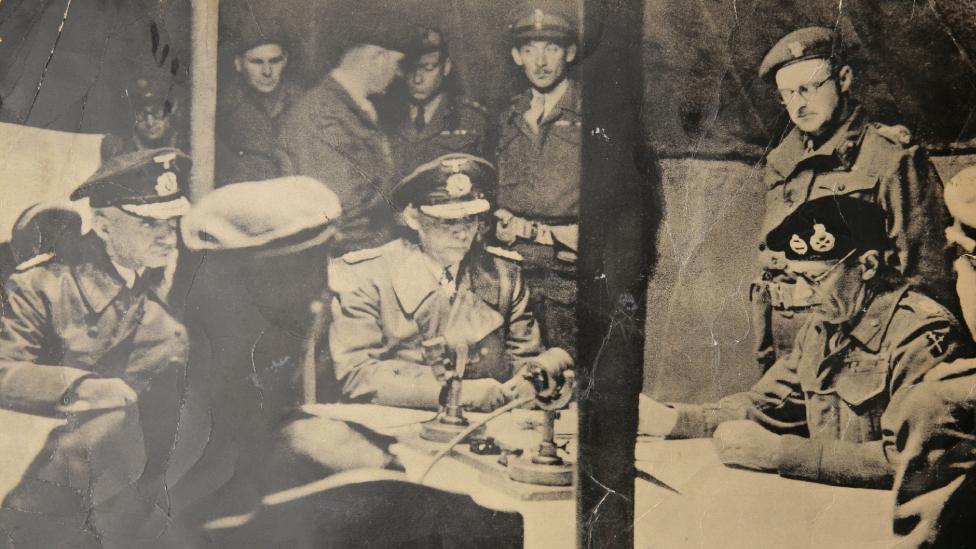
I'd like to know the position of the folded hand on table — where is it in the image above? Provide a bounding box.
[712,419,781,472]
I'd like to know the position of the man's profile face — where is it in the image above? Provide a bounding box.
[134,102,173,142]
[405,208,481,267]
[511,40,576,91]
[235,43,288,95]
[93,208,178,270]
[406,51,449,104]
[366,46,405,95]
[775,58,850,135]
[788,251,873,324]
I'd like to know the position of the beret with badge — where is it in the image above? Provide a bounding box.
[393,153,496,219]
[765,195,888,261]
[180,176,342,257]
[758,26,846,80]
[71,147,191,219]
[507,0,578,44]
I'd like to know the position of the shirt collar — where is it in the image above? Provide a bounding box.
[410,93,444,124]
[329,67,378,123]
[531,79,570,119]
[765,105,866,182]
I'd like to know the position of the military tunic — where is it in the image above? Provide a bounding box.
[0,235,188,547]
[390,93,492,179]
[215,79,303,186]
[495,79,582,354]
[670,286,968,488]
[755,107,953,368]
[277,75,397,256]
[329,238,544,409]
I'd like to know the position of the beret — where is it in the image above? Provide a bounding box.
[393,153,496,219]
[72,147,190,219]
[181,176,342,257]
[758,27,844,80]
[765,195,887,261]
[507,0,577,43]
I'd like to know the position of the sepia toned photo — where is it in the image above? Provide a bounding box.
[1,0,976,548]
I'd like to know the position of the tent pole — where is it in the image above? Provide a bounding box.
[189,0,218,201]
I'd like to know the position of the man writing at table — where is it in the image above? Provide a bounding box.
[329,153,548,412]
[640,196,970,488]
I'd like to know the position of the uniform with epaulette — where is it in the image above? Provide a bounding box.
[329,154,545,410]
[389,27,493,179]
[494,1,582,356]
[0,149,192,548]
[751,27,952,371]
[666,197,970,488]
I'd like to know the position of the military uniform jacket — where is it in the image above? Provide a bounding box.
[0,235,188,520]
[329,238,544,409]
[761,107,952,301]
[670,286,968,488]
[390,93,492,179]
[216,79,303,186]
[277,76,397,255]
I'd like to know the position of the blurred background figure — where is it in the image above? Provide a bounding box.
[101,75,187,159]
[385,26,493,180]
[215,18,304,186]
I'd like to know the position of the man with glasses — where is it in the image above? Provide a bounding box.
[0,149,192,547]
[639,196,969,488]
[751,27,951,373]
[329,153,548,412]
[388,27,492,179]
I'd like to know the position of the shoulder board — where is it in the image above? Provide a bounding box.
[461,98,488,114]
[484,246,524,262]
[15,253,55,272]
[340,247,384,265]
[872,123,913,146]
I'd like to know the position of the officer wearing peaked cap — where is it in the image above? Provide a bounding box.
[329,153,554,412]
[495,0,582,357]
[388,26,493,180]
[102,76,188,159]
[751,26,952,373]
[639,195,970,489]
[0,148,192,547]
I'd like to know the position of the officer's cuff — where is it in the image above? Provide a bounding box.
[776,434,823,481]
[667,403,710,439]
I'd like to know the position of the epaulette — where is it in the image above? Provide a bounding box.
[873,123,913,146]
[15,253,55,272]
[485,246,524,262]
[461,98,488,114]
[340,247,384,265]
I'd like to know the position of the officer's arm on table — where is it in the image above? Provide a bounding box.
[0,274,93,414]
[642,317,964,488]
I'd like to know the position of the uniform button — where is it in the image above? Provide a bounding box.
[480,347,489,356]
[87,327,99,337]
[785,199,794,207]
[837,184,846,191]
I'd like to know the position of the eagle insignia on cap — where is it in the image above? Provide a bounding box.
[810,223,835,252]
[789,234,808,255]
[155,172,179,197]
[533,9,545,30]
[441,157,467,173]
[446,173,472,197]
[153,151,178,170]
[787,41,805,58]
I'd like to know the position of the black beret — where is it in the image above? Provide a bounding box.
[765,196,888,261]
[393,153,496,218]
[758,27,845,80]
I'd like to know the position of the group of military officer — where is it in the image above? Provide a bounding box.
[640,26,976,548]
[0,1,580,547]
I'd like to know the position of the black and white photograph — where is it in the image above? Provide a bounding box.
[1,0,975,548]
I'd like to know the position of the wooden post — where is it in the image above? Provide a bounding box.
[189,0,218,201]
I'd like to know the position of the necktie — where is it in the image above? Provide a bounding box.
[414,104,426,133]
[527,93,545,133]
[439,267,455,298]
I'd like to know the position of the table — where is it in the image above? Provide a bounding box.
[634,438,898,549]
[301,403,577,549]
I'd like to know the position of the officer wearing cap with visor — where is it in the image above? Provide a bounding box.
[751,27,951,373]
[0,148,192,546]
[329,153,551,412]
[640,196,967,488]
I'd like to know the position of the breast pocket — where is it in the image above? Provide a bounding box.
[811,172,879,200]
[547,119,582,147]
[834,353,890,441]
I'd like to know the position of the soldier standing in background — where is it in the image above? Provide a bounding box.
[494,0,582,356]
[215,19,304,186]
[101,76,187,158]
[751,27,952,372]
[387,27,492,179]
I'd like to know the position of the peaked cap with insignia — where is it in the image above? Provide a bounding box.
[71,147,191,219]
[393,153,496,219]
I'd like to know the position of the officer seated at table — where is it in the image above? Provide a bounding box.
[640,195,970,488]
[329,153,548,412]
